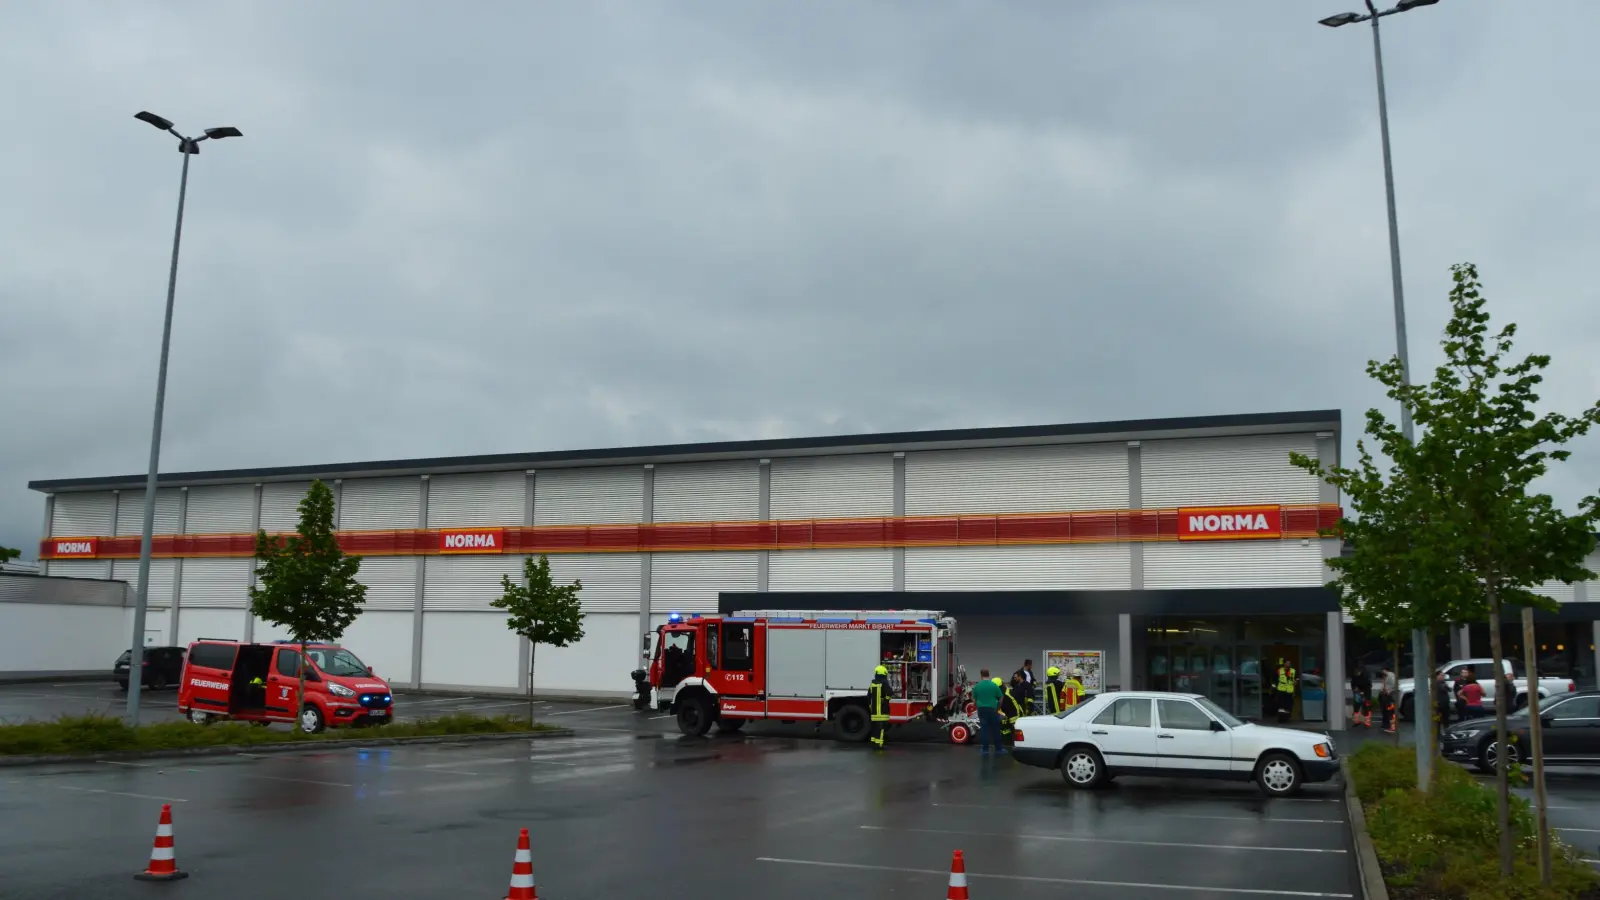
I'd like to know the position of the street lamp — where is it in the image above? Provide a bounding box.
[125,112,241,725]
[1317,0,1438,783]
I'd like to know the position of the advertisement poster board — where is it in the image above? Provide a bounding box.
[1044,650,1105,693]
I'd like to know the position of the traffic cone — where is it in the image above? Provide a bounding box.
[504,828,537,900]
[134,803,188,881]
[945,849,968,899]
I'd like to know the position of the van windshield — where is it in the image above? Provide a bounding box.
[306,648,368,677]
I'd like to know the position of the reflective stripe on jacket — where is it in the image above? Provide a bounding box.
[869,681,890,722]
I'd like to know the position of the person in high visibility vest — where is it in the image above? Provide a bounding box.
[1062,669,1087,709]
[997,676,1020,742]
[1274,658,1297,723]
[868,665,891,748]
[1043,666,1066,715]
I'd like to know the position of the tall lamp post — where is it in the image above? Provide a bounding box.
[1318,0,1438,783]
[125,112,242,725]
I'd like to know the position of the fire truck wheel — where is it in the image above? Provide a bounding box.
[948,723,973,745]
[715,718,746,733]
[834,704,871,743]
[676,695,714,736]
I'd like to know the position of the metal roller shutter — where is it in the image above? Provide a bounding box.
[535,467,644,525]
[47,560,110,580]
[770,455,893,519]
[427,472,525,527]
[355,556,418,610]
[259,482,311,531]
[112,559,177,607]
[114,490,182,536]
[650,552,756,613]
[769,549,893,591]
[185,485,255,533]
[653,461,759,523]
[1143,542,1324,589]
[341,477,422,529]
[1140,434,1321,508]
[1534,580,1577,604]
[179,558,254,607]
[422,556,524,610]
[906,545,1131,590]
[51,492,116,536]
[906,444,1128,515]
[546,553,643,614]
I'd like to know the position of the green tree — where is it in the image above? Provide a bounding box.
[0,545,20,567]
[249,480,367,732]
[1397,264,1599,879]
[492,554,585,723]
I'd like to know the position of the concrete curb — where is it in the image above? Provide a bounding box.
[1340,758,1390,900]
[0,727,577,768]
[0,673,110,685]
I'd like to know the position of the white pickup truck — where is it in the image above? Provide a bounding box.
[1397,658,1578,721]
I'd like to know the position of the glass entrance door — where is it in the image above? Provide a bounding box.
[1210,646,1237,716]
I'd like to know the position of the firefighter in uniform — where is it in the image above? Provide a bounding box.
[1062,668,1087,710]
[1273,658,1297,723]
[996,677,1020,742]
[868,665,891,749]
[1043,666,1066,715]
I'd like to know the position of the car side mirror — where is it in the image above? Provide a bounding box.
[1540,715,1554,728]
[367,667,374,676]
[1210,719,1227,732]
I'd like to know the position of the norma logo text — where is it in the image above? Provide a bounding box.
[51,538,99,558]
[438,528,505,554]
[1176,506,1282,541]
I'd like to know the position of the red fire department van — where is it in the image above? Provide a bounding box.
[177,639,394,733]
[641,608,976,742]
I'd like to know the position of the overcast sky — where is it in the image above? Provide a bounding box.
[4,0,1598,558]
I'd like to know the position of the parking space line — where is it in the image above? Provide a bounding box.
[4,778,188,803]
[756,857,1354,897]
[539,704,629,716]
[650,714,674,720]
[1557,827,1600,834]
[98,759,155,768]
[860,825,1346,854]
[240,773,352,788]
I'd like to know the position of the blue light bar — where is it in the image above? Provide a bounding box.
[865,618,902,623]
[722,617,756,622]
[817,617,853,623]
[766,617,804,622]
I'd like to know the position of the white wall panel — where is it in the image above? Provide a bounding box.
[177,608,246,647]
[546,553,642,614]
[771,454,894,519]
[650,552,756,613]
[340,477,421,529]
[422,555,524,610]
[338,611,413,685]
[51,492,115,536]
[185,485,255,533]
[428,472,525,527]
[259,482,311,531]
[769,549,893,591]
[653,461,760,523]
[354,556,418,611]
[532,612,637,694]
[1144,541,1325,589]
[179,558,253,607]
[112,559,177,607]
[1141,434,1321,508]
[422,611,519,688]
[906,444,1128,515]
[907,545,1131,590]
[114,489,182,536]
[0,603,132,674]
[535,467,643,525]
[47,560,111,580]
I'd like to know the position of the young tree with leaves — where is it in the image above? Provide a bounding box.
[493,554,585,723]
[1393,264,1599,880]
[0,545,20,567]
[249,480,367,733]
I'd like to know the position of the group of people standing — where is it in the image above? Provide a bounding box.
[1349,662,1487,735]
[969,659,1086,755]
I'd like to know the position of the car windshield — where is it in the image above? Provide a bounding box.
[306,648,368,677]
[117,650,132,664]
[1194,696,1244,728]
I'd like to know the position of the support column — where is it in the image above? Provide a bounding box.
[519,471,535,694]
[1118,614,1132,694]
[243,484,263,642]
[1592,619,1599,696]
[757,459,771,592]
[1315,432,1341,588]
[332,479,343,528]
[411,476,428,689]
[638,465,655,665]
[1452,625,1469,661]
[1127,442,1143,591]
[892,453,906,591]
[107,490,121,580]
[1326,611,1347,732]
[39,494,54,576]
[169,487,187,645]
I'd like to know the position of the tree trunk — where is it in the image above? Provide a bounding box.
[1413,628,1434,790]
[1392,641,1403,746]
[1521,606,1551,883]
[527,642,538,727]
[1486,589,1514,877]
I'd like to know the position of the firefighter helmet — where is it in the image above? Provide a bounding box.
[1046,666,1061,677]
[874,665,888,676]
[992,677,1003,686]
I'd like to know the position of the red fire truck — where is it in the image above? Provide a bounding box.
[641,608,977,742]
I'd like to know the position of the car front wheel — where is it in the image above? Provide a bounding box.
[1256,752,1303,796]
[299,704,326,734]
[1060,746,1106,789]
[1477,736,1523,774]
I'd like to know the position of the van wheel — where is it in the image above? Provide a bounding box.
[299,704,326,734]
[676,695,713,737]
[1060,746,1106,789]
[835,704,871,743]
[151,672,168,691]
[1256,752,1303,796]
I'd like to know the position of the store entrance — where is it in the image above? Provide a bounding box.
[1145,616,1327,723]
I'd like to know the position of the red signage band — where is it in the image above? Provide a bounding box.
[1176,506,1283,541]
[39,503,1339,559]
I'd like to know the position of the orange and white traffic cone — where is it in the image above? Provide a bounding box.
[945,849,969,899]
[503,828,537,900]
[134,803,188,882]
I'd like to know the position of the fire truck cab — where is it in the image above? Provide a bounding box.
[644,609,966,742]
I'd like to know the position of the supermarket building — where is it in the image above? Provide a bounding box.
[29,409,1356,722]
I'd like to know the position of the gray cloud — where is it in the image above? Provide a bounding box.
[5,0,1599,557]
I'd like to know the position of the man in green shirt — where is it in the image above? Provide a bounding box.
[970,669,1004,756]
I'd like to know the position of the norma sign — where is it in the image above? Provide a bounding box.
[1177,506,1282,541]
[438,528,505,554]
[50,537,100,558]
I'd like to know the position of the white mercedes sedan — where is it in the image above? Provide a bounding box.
[1012,691,1339,796]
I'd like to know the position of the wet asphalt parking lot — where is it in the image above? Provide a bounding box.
[0,681,1364,899]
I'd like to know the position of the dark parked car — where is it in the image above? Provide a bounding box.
[1442,690,1600,773]
[114,646,187,691]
